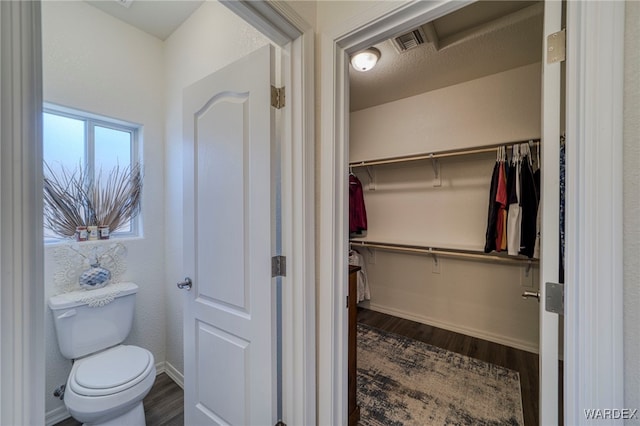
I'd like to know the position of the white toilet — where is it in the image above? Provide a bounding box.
[49,282,156,426]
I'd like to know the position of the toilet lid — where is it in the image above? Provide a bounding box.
[70,345,152,396]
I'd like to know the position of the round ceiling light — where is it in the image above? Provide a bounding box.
[350,48,381,72]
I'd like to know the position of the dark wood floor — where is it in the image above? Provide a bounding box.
[54,373,184,426]
[358,308,540,426]
[55,310,550,426]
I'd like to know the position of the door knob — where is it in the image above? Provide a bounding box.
[177,277,192,291]
[522,290,540,301]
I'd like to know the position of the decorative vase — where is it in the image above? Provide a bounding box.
[79,262,111,290]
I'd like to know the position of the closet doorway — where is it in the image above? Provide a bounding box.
[344,1,562,425]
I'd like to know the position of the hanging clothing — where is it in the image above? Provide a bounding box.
[533,143,542,259]
[507,146,522,256]
[559,139,566,281]
[495,160,508,252]
[519,153,539,258]
[484,161,501,253]
[349,250,370,303]
[349,174,367,235]
[533,207,541,259]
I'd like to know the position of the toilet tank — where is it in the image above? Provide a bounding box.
[48,282,139,359]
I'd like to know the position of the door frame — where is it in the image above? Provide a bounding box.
[219,2,316,424]
[564,1,625,422]
[317,1,626,424]
[0,1,45,425]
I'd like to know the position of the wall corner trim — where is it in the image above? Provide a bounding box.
[0,1,45,424]
[564,1,626,423]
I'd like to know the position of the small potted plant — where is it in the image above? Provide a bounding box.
[43,162,142,239]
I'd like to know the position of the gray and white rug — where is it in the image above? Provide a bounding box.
[357,323,524,426]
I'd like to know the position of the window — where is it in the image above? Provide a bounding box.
[43,105,141,239]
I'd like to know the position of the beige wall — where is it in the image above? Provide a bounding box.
[623,0,640,413]
[315,0,391,34]
[350,64,541,351]
[350,63,541,161]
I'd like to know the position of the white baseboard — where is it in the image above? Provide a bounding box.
[366,303,540,354]
[162,361,184,389]
[45,405,70,426]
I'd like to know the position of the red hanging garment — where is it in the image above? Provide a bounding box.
[349,174,368,235]
[495,160,508,252]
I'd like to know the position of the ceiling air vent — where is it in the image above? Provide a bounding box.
[392,27,427,52]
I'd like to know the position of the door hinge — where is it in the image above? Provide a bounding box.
[272,255,286,277]
[271,85,285,109]
[545,282,564,315]
[546,29,566,64]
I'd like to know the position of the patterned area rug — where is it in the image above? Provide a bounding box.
[357,323,524,426]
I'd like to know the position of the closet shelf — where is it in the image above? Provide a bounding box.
[349,239,537,264]
[349,138,541,168]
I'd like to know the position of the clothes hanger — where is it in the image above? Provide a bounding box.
[512,144,520,164]
[349,165,359,184]
[525,142,533,166]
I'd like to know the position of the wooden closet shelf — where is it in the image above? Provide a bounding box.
[349,138,541,168]
[349,240,538,264]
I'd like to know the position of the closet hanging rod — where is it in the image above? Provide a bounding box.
[349,139,541,168]
[349,240,538,264]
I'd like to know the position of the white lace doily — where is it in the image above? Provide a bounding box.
[49,282,137,308]
[52,242,127,295]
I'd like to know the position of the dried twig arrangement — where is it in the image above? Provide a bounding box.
[43,162,142,238]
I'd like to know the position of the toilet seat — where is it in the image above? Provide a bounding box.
[70,345,154,397]
[64,345,156,426]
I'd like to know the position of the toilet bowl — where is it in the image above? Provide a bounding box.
[49,282,156,426]
[64,345,156,425]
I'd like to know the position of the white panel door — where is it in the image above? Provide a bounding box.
[182,45,276,426]
[540,1,563,424]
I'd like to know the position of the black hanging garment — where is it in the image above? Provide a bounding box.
[559,139,566,282]
[519,155,539,258]
[484,161,501,253]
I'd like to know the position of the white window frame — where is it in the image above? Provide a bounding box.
[43,103,141,240]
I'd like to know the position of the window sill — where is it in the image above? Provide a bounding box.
[44,235,143,247]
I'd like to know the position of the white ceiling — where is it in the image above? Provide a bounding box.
[83,0,543,111]
[349,1,543,111]
[85,0,204,40]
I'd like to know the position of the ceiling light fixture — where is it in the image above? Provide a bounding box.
[350,48,381,72]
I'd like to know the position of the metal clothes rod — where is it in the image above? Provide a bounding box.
[349,240,538,264]
[349,139,541,168]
